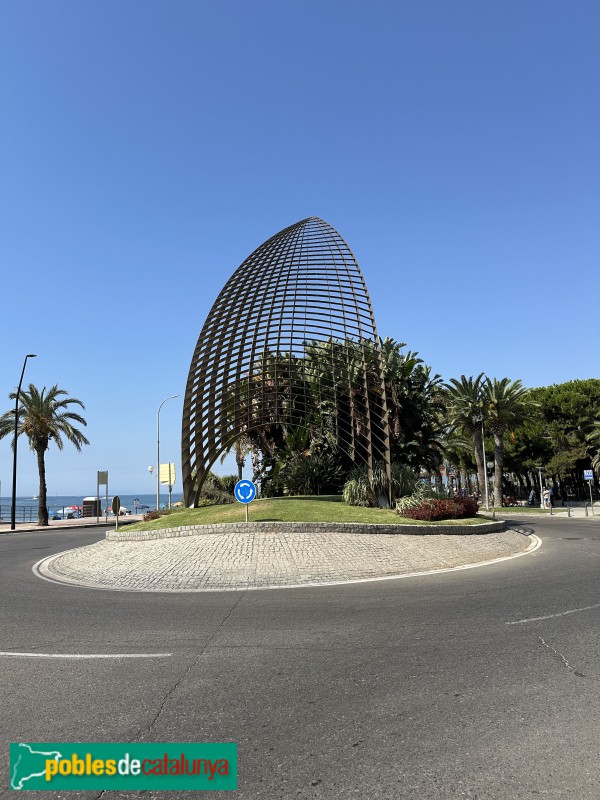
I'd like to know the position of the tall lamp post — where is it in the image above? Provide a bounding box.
[536,466,544,510]
[11,354,37,530]
[156,395,179,511]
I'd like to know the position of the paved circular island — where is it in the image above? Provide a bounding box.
[35,521,539,592]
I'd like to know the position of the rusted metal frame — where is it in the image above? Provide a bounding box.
[218,238,286,446]
[199,227,299,493]
[246,227,299,442]
[191,253,274,488]
[185,236,288,502]
[317,219,388,491]
[293,224,312,445]
[183,218,392,506]
[313,218,359,465]
[328,225,373,477]
[332,229,391,494]
[273,222,303,435]
[190,222,307,490]
[201,231,298,494]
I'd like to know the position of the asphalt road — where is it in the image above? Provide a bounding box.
[1,517,600,799]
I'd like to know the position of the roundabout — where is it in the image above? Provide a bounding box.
[33,520,537,592]
[3,515,600,798]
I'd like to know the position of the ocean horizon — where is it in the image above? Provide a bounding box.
[0,493,184,521]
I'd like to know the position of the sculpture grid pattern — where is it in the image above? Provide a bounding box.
[182,217,391,506]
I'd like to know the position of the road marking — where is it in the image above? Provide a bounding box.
[506,601,600,626]
[0,652,172,659]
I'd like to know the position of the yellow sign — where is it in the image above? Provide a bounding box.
[160,463,176,486]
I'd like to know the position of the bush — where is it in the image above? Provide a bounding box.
[343,468,376,507]
[453,496,479,517]
[143,510,162,522]
[278,451,343,496]
[395,483,445,515]
[343,463,417,508]
[401,495,480,521]
[199,477,235,506]
[219,474,238,495]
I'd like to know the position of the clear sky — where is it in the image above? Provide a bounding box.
[1,1,598,496]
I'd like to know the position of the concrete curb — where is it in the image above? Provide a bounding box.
[105,519,507,542]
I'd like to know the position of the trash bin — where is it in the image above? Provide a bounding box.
[82,496,101,517]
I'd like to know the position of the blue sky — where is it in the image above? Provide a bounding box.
[1,1,598,496]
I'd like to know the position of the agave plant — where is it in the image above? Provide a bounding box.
[343,462,418,508]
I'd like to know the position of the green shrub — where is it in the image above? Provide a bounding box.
[343,468,376,507]
[219,474,238,495]
[343,463,417,508]
[395,483,446,515]
[280,451,343,495]
[199,476,235,505]
[397,490,479,520]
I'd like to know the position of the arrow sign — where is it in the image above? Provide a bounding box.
[234,480,256,504]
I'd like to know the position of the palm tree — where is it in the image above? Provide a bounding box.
[0,384,89,526]
[585,420,600,471]
[220,434,251,481]
[444,374,487,499]
[484,377,534,505]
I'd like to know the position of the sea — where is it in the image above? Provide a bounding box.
[0,493,183,523]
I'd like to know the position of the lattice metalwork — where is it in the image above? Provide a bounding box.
[182,217,391,506]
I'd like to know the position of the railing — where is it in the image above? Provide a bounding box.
[0,505,38,523]
[0,506,85,523]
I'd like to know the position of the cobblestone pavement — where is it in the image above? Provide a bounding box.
[39,527,536,592]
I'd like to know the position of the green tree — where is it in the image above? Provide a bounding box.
[585,419,600,472]
[220,434,251,481]
[0,384,89,526]
[444,374,487,500]
[380,338,444,472]
[523,380,600,497]
[484,377,535,504]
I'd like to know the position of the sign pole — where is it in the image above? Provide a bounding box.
[96,472,99,524]
[591,481,594,514]
[112,496,121,531]
[234,479,256,524]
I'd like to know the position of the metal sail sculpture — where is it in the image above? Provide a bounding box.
[182,217,391,506]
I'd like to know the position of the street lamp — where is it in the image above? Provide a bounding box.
[536,466,544,510]
[11,354,37,530]
[156,395,179,511]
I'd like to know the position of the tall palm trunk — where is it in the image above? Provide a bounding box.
[493,432,504,507]
[36,447,49,526]
[472,427,487,504]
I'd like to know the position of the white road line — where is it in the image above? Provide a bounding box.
[506,601,600,626]
[0,652,173,659]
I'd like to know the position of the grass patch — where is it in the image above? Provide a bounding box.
[124,495,490,531]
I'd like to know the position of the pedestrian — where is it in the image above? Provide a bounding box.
[542,488,550,509]
[528,489,536,507]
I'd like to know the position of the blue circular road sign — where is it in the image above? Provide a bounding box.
[234,480,257,504]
